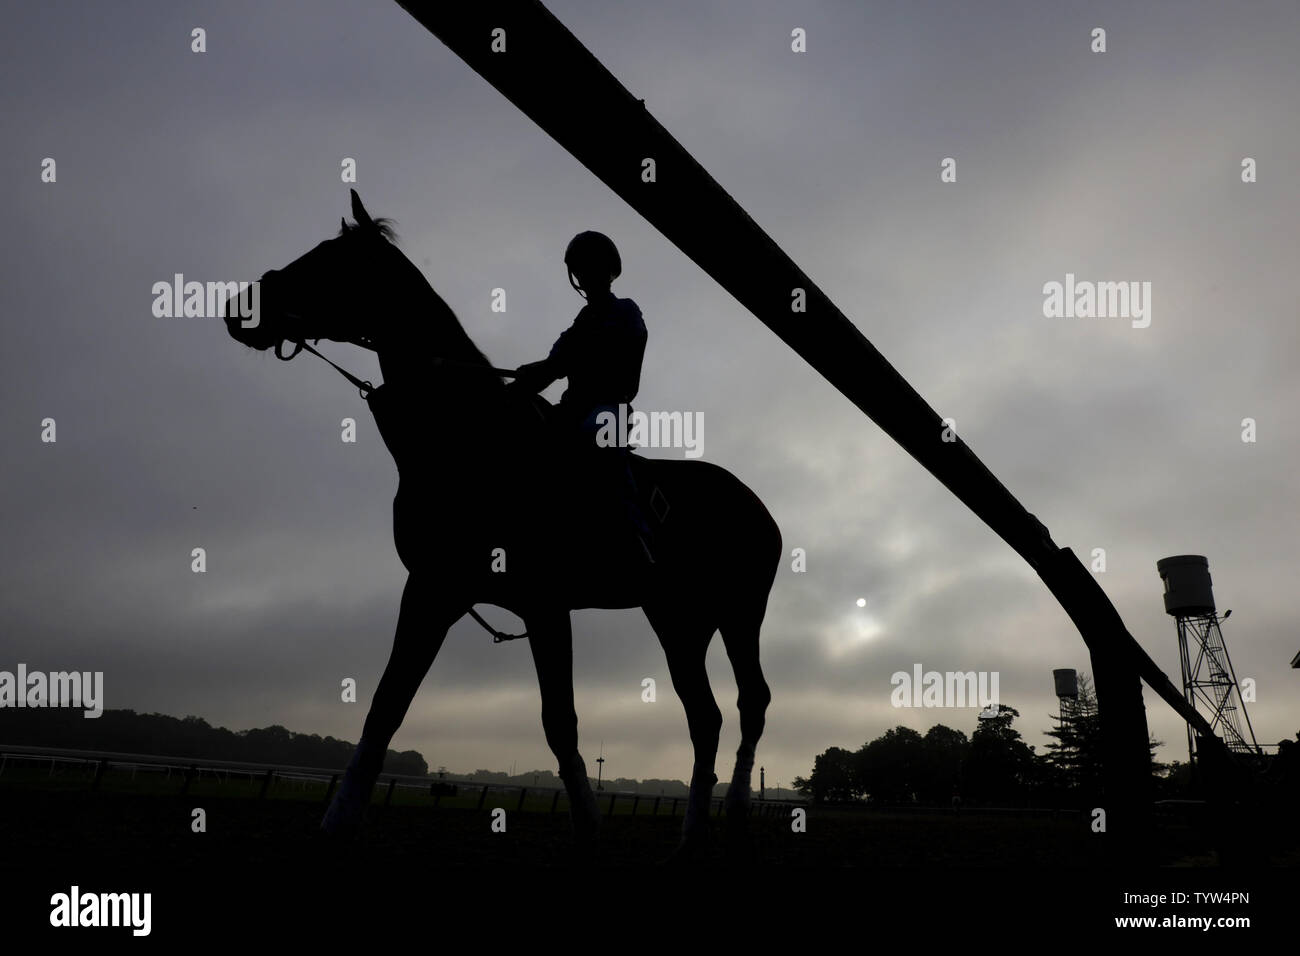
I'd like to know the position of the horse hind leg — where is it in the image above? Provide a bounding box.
[719,610,772,834]
[645,605,722,859]
[524,608,601,847]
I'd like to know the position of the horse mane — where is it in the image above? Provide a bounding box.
[426,284,497,373]
[339,216,400,243]
[341,213,497,375]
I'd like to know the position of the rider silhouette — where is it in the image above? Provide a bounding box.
[511,231,653,564]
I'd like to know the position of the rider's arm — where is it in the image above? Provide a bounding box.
[512,326,572,392]
[513,357,559,392]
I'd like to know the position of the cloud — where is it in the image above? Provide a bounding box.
[2,0,1296,787]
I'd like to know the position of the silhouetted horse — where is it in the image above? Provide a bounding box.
[223,190,782,857]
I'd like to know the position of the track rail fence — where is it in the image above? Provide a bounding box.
[0,745,808,819]
[2,745,1168,821]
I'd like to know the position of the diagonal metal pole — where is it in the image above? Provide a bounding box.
[394,0,1234,820]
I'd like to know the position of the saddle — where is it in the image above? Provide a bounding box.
[367,382,669,568]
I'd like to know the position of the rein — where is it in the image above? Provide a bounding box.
[275,337,527,644]
[276,339,376,397]
[275,337,518,396]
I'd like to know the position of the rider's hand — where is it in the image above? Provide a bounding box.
[512,360,554,392]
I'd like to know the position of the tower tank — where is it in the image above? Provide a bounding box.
[1156,554,1215,617]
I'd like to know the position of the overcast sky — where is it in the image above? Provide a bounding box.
[2,0,1297,791]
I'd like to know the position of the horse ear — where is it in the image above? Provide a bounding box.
[341,217,348,232]
[350,189,373,227]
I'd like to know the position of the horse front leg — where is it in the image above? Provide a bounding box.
[525,608,600,845]
[322,574,460,837]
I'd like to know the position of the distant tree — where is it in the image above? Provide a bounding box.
[963,705,1037,805]
[1154,759,1192,797]
[1265,732,1300,798]
[1042,673,1164,804]
[916,725,969,804]
[0,708,427,775]
[386,749,428,776]
[796,726,971,806]
[639,777,691,797]
[1042,673,1101,799]
[854,727,925,804]
[519,769,560,789]
[793,746,858,802]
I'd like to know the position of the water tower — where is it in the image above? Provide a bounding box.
[1052,668,1079,731]
[1157,555,1259,768]
[1050,668,1082,788]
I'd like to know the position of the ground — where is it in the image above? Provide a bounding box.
[0,768,1291,937]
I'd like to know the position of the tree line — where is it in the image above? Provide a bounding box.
[0,707,428,777]
[792,674,1174,807]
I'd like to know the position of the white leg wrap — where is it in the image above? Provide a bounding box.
[725,745,755,815]
[683,766,717,838]
[733,744,755,779]
[321,737,379,833]
[560,754,601,833]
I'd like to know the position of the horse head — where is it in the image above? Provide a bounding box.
[223,189,401,357]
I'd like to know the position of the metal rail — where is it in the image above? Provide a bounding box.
[392,0,1236,828]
